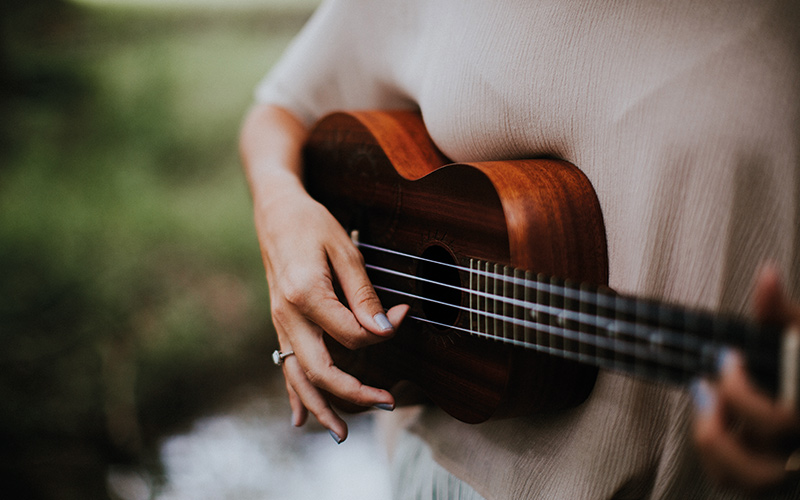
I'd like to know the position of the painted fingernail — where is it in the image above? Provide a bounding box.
[374,312,393,332]
[373,403,394,411]
[715,347,740,375]
[690,379,716,415]
[329,430,343,444]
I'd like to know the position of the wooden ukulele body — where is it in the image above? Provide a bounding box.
[303,110,609,423]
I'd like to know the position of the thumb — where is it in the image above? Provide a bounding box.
[343,274,396,336]
[329,244,398,336]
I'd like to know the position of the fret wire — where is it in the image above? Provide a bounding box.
[373,284,713,373]
[468,259,475,336]
[616,294,635,374]
[636,297,662,380]
[503,266,512,341]
[563,278,578,357]
[361,242,628,312]
[367,263,707,353]
[537,273,550,351]
[579,283,596,362]
[550,276,564,352]
[491,262,499,338]
[524,270,535,345]
[361,248,713,337]
[361,245,775,383]
[513,268,524,343]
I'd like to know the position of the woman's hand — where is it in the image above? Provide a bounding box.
[692,266,800,491]
[241,104,408,443]
[260,184,408,443]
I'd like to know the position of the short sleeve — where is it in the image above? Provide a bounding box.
[254,0,415,126]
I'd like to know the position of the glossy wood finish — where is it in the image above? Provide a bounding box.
[303,110,609,423]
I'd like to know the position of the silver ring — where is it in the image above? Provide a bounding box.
[272,349,295,366]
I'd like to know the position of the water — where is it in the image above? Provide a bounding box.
[108,386,392,500]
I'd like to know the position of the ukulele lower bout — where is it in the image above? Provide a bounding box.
[304,108,800,422]
[304,110,797,424]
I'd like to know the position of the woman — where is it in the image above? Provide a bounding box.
[240,0,800,497]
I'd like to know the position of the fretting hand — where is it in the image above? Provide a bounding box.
[692,266,800,490]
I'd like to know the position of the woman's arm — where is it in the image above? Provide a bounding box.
[240,103,408,442]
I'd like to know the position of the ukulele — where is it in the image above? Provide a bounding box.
[303,110,799,424]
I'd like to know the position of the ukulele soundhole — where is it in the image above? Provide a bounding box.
[419,245,462,330]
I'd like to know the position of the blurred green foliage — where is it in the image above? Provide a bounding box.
[0,1,313,497]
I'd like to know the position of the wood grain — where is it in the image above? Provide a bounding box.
[303,110,608,422]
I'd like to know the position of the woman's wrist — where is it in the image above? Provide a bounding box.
[251,167,306,212]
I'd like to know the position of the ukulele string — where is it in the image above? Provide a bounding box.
[359,242,611,305]
[357,241,765,356]
[371,282,713,376]
[359,241,694,326]
[365,262,701,354]
[407,314,694,379]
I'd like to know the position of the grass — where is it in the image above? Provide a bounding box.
[0,1,317,497]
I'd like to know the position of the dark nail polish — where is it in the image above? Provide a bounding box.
[689,379,716,415]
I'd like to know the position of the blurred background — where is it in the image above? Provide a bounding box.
[0,0,392,498]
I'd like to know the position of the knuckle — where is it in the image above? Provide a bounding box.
[349,248,366,267]
[351,385,376,407]
[304,366,326,387]
[281,271,317,309]
[312,408,339,430]
[337,335,363,351]
[338,244,364,267]
[352,281,380,309]
[270,300,290,324]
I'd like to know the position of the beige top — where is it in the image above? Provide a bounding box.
[255,0,800,498]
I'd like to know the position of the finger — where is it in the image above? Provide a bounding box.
[285,377,308,427]
[718,350,800,443]
[692,379,788,489]
[308,292,395,349]
[283,354,349,443]
[386,303,411,329]
[274,295,396,410]
[275,329,308,427]
[752,264,793,325]
[328,240,400,336]
[277,264,393,350]
[290,327,395,408]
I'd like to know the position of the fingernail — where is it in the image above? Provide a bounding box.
[690,379,716,415]
[715,347,740,375]
[329,430,343,444]
[374,312,393,332]
[373,403,394,411]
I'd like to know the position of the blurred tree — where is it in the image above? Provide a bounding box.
[0,0,87,160]
[0,1,289,497]
[0,1,281,497]
[0,3,115,499]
